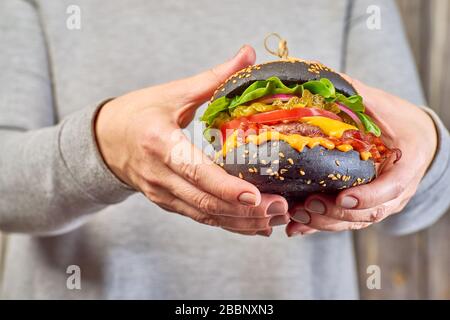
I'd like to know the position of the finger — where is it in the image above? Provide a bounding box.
[304,194,389,223]
[155,190,278,231]
[222,227,273,237]
[222,228,257,236]
[286,220,319,237]
[170,45,256,106]
[165,133,264,206]
[143,181,284,232]
[335,162,415,209]
[157,164,288,217]
[290,205,372,232]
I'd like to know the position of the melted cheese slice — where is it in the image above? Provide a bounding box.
[300,116,357,138]
[246,131,335,152]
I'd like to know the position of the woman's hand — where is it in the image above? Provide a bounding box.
[95,45,290,236]
[287,75,438,236]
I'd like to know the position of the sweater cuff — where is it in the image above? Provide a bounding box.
[58,100,135,204]
[415,106,450,191]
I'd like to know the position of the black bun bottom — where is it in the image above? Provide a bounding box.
[218,140,376,200]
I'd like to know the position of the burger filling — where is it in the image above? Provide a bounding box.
[201,77,399,163]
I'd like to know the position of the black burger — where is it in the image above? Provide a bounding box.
[200,60,400,199]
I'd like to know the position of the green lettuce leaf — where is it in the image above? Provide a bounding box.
[200,76,381,136]
[357,112,381,137]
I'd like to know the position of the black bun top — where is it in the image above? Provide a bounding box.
[211,60,357,101]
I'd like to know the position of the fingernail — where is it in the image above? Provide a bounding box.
[238,192,257,206]
[267,201,286,215]
[306,199,326,214]
[292,209,311,224]
[341,196,358,209]
[269,215,288,227]
[234,45,246,58]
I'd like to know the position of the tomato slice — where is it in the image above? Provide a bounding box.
[247,108,342,124]
[219,108,342,142]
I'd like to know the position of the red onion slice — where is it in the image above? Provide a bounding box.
[336,102,364,132]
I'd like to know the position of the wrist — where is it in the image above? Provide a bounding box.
[94,98,134,188]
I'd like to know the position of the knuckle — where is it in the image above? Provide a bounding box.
[370,206,387,222]
[142,186,159,202]
[238,205,259,218]
[142,170,162,187]
[195,192,218,215]
[182,162,202,184]
[141,128,163,153]
[336,207,347,220]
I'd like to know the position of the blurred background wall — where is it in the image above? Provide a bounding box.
[0,0,448,299]
[355,0,450,299]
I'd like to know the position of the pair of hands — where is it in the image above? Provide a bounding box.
[95,45,437,237]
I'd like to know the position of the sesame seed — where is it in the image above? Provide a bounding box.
[232,79,237,84]
[219,162,224,167]
[306,180,312,184]
[336,173,342,179]
[238,172,243,179]
[244,150,249,154]
[322,183,327,187]
[221,88,225,92]
[278,152,285,158]
[287,158,294,165]
[279,176,285,181]
[272,160,279,164]
[280,169,288,174]
[261,159,267,165]
[335,160,340,166]
[252,153,257,159]
[266,168,272,174]
[248,168,254,173]
[299,170,305,176]
[319,180,325,184]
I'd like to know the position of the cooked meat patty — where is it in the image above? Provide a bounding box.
[261,122,326,137]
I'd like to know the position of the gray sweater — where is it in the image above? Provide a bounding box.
[0,0,449,299]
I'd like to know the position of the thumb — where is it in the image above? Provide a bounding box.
[172,45,256,106]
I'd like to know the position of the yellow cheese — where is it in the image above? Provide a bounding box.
[246,131,335,153]
[220,130,241,156]
[337,144,353,152]
[361,151,372,161]
[300,116,357,138]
